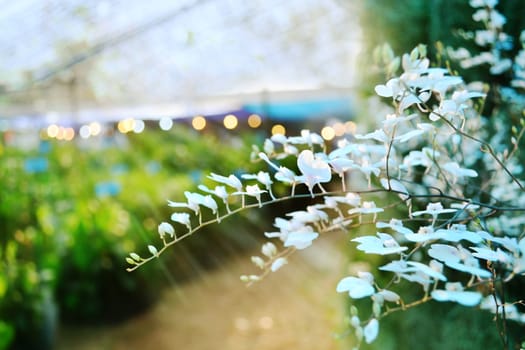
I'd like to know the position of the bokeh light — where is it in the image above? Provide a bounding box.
[271,124,286,136]
[223,114,238,130]
[89,122,102,136]
[118,119,135,133]
[64,127,75,141]
[345,121,357,134]
[333,122,345,137]
[321,126,335,140]
[159,117,173,131]
[192,116,206,130]
[247,114,262,128]
[133,119,145,133]
[79,125,91,139]
[47,124,59,138]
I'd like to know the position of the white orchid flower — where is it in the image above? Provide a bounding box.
[258,152,299,195]
[208,173,243,192]
[234,184,266,207]
[412,202,457,223]
[296,150,332,196]
[352,233,407,255]
[288,129,324,147]
[364,319,379,344]
[284,231,319,250]
[242,171,275,199]
[168,191,218,223]
[158,222,175,239]
[170,213,191,231]
[442,162,478,183]
[336,275,375,299]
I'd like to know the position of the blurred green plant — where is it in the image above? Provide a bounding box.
[0,125,266,348]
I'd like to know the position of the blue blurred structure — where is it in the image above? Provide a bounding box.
[95,181,121,197]
[243,98,352,121]
[24,157,48,173]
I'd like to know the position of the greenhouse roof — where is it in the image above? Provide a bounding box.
[0,0,361,119]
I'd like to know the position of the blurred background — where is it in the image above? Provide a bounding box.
[1,1,523,349]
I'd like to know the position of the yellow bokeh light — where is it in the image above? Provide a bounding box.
[271,124,286,136]
[192,115,206,130]
[47,124,59,138]
[64,127,75,141]
[345,121,357,134]
[223,114,238,130]
[89,122,101,136]
[247,114,262,128]
[321,126,335,141]
[56,127,65,140]
[117,121,126,133]
[333,122,345,137]
[117,119,135,133]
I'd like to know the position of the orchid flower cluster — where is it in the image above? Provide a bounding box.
[127,4,525,350]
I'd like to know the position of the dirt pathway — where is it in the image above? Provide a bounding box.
[56,235,351,350]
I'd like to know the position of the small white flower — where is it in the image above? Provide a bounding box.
[355,129,388,143]
[364,319,379,344]
[442,162,478,182]
[208,173,243,192]
[348,201,384,215]
[170,213,191,230]
[431,289,482,306]
[336,276,375,299]
[284,231,319,250]
[412,202,457,219]
[352,233,407,255]
[296,150,332,196]
[374,78,403,98]
[158,222,175,239]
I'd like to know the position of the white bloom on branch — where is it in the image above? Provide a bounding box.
[336,275,375,299]
[288,129,324,147]
[412,202,457,219]
[168,191,218,215]
[198,184,229,201]
[428,244,492,278]
[374,78,403,99]
[364,319,379,344]
[376,218,413,235]
[158,222,175,239]
[258,152,299,190]
[296,150,332,196]
[284,230,319,250]
[242,171,275,199]
[170,213,191,230]
[442,162,478,182]
[352,233,407,255]
[208,173,243,192]
[355,129,388,143]
[348,201,384,215]
[431,289,482,307]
